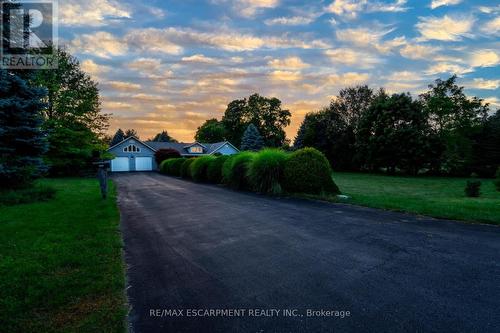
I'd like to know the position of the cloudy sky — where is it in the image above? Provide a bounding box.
[59,0,500,142]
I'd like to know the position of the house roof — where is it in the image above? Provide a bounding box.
[145,141,233,155]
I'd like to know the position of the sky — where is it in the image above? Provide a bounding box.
[58,0,500,142]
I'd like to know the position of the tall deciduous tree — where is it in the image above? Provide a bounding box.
[195,119,226,143]
[0,70,48,188]
[222,93,291,147]
[32,48,109,175]
[420,76,489,175]
[110,128,125,146]
[124,129,138,139]
[240,124,264,151]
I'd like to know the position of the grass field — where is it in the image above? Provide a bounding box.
[332,172,500,225]
[0,179,126,332]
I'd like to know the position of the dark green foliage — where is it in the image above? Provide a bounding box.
[190,156,217,182]
[0,70,48,189]
[222,152,255,190]
[222,93,291,147]
[494,168,500,192]
[0,185,56,206]
[110,128,125,146]
[33,48,110,176]
[222,155,237,184]
[248,149,288,194]
[181,158,195,179]
[155,148,181,165]
[472,110,500,177]
[170,158,186,177]
[159,159,176,175]
[207,155,230,183]
[240,123,264,151]
[465,180,481,197]
[195,119,226,143]
[356,92,436,175]
[152,130,177,142]
[283,148,340,194]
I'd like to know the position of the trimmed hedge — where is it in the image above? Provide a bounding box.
[181,158,195,179]
[159,159,177,175]
[170,158,186,177]
[248,149,288,195]
[190,156,217,183]
[222,152,255,190]
[283,148,340,194]
[207,155,230,184]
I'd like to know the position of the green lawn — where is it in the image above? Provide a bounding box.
[332,172,500,225]
[0,179,126,332]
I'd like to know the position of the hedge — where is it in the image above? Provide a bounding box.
[170,158,186,176]
[222,152,255,190]
[180,158,195,179]
[283,147,340,194]
[190,156,217,183]
[247,149,288,195]
[207,155,230,184]
[159,159,177,175]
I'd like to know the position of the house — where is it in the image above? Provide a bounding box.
[107,136,239,172]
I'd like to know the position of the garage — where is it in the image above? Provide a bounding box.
[111,157,130,172]
[135,157,153,171]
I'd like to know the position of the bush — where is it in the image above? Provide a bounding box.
[223,152,255,190]
[0,185,57,206]
[155,148,181,165]
[159,159,177,175]
[170,158,186,177]
[283,147,340,194]
[181,158,195,179]
[207,155,230,184]
[494,167,500,192]
[465,180,481,197]
[248,149,288,194]
[190,156,217,182]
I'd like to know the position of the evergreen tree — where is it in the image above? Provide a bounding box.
[240,124,264,151]
[110,128,125,146]
[124,129,139,139]
[152,130,177,142]
[0,70,48,189]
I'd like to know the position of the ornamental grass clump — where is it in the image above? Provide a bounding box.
[190,156,217,183]
[283,147,340,195]
[247,149,288,195]
[222,152,255,190]
[180,158,195,179]
[207,155,230,184]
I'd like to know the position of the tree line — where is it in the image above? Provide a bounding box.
[194,77,499,177]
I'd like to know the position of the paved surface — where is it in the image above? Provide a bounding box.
[114,172,500,333]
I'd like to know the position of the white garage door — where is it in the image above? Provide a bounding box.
[135,157,153,171]
[111,157,130,172]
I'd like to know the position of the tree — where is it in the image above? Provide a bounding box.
[356,93,435,175]
[32,48,109,176]
[154,149,181,165]
[472,109,500,176]
[195,119,226,143]
[240,124,264,151]
[420,76,489,175]
[110,128,125,146]
[124,129,138,139]
[0,70,48,188]
[222,93,291,147]
[152,130,177,142]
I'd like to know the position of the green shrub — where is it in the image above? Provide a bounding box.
[180,158,195,179]
[283,147,340,194]
[159,158,177,175]
[190,156,217,182]
[207,155,230,183]
[170,158,186,177]
[0,185,57,206]
[222,155,237,184]
[248,149,288,194]
[465,180,481,197]
[494,167,500,192]
[223,152,255,190]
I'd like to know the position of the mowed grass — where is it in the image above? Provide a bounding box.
[332,172,500,225]
[0,179,126,332]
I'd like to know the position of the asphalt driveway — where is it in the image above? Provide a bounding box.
[114,172,499,333]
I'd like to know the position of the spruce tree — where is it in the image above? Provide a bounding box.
[0,70,48,189]
[240,124,264,151]
[111,128,125,146]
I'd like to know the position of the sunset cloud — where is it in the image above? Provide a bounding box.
[416,15,474,41]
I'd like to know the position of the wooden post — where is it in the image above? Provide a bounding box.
[97,164,108,199]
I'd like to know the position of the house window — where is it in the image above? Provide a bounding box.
[190,146,203,154]
[123,144,141,153]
